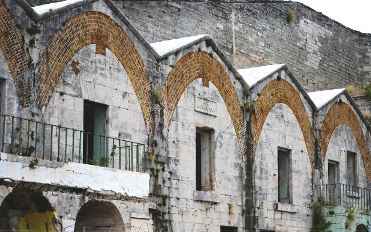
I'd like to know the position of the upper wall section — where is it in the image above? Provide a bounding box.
[117,1,371,91]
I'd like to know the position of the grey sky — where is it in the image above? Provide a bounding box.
[293,0,371,33]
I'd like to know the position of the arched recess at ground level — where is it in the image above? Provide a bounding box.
[36,11,152,132]
[320,102,371,180]
[356,224,368,232]
[74,200,124,232]
[0,188,57,232]
[161,51,244,140]
[252,79,315,169]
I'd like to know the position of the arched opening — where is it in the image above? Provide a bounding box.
[356,224,368,232]
[161,51,243,140]
[0,188,57,232]
[320,102,371,180]
[75,200,124,232]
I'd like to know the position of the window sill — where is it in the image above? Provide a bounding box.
[274,202,297,213]
[193,191,219,203]
[346,191,360,199]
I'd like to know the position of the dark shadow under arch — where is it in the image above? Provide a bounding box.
[0,188,56,232]
[75,200,124,232]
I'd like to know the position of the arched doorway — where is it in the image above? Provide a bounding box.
[0,188,57,231]
[356,224,368,232]
[75,200,124,232]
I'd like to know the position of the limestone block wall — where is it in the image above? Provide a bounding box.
[41,45,148,164]
[117,1,371,91]
[254,103,312,232]
[166,79,243,231]
[323,124,368,188]
[0,186,154,232]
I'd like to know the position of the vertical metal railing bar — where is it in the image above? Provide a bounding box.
[10,116,14,152]
[18,117,22,154]
[57,126,61,161]
[130,141,134,171]
[50,125,53,161]
[34,121,38,157]
[79,131,82,163]
[72,129,75,162]
[64,127,68,162]
[26,119,30,151]
[42,123,45,159]
[118,139,122,170]
[1,115,6,152]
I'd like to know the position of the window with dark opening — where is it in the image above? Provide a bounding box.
[220,226,238,232]
[278,147,291,203]
[196,127,214,191]
[328,160,339,185]
[83,100,107,165]
[346,151,357,186]
[328,160,339,204]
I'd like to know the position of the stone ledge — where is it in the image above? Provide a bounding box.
[0,152,150,198]
[274,202,297,213]
[193,190,219,203]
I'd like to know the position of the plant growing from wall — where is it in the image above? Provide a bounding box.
[29,158,38,169]
[345,207,357,230]
[311,201,331,232]
[152,87,162,105]
[287,9,296,24]
[364,84,371,100]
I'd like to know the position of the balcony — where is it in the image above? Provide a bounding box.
[315,184,371,211]
[0,114,149,198]
[0,114,147,172]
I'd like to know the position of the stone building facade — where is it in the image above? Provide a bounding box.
[0,0,370,232]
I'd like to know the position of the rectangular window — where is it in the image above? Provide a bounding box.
[278,147,291,203]
[220,226,238,232]
[328,160,339,204]
[83,100,108,164]
[328,160,339,185]
[196,127,214,191]
[346,151,357,186]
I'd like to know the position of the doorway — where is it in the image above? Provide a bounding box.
[328,160,339,205]
[83,100,107,164]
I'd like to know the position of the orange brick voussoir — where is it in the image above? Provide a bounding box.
[0,1,31,106]
[320,102,371,180]
[36,11,152,132]
[252,79,315,169]
[161,51,244,140]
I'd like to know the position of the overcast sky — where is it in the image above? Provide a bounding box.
[293,0,371,33]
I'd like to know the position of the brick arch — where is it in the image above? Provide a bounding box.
[36,11,152,130]
[0,1,31,106]
[161,51,243,139]
[320,102,371,180]
[252,79,315,167]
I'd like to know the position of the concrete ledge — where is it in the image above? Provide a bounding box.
[193,190,219,203]
[274,202,297,213]
[0,152,149,198]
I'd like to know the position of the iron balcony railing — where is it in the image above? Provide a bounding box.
[0,114,147,172]
[315,184,371,211]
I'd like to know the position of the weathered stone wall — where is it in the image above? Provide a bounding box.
[42,45,148,163]
[254,103,312,231]
[0,186,153,232]
[323,124,368,187]
[167,79,243,231]
[117,1,371,91]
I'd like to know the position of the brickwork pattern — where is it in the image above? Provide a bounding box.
[161,51,243,138]
[36,11,152,129]
[252,79,315,167]
[320,102,371,180]
[0,0,31,106]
